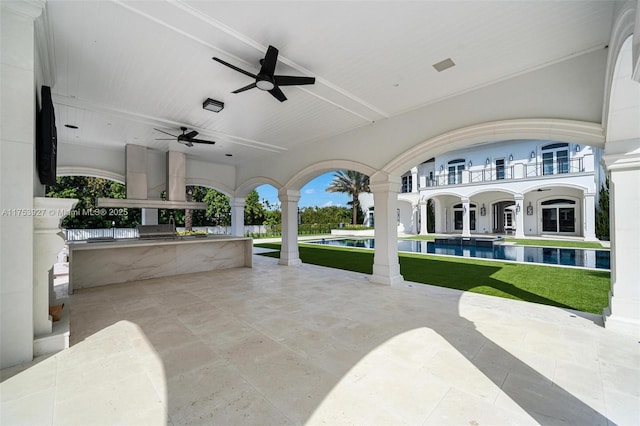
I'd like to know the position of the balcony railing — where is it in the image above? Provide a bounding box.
[420,158,586,189]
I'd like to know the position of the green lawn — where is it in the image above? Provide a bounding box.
[255,242,610,314]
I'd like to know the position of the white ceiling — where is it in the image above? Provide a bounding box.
[46,0,616,165]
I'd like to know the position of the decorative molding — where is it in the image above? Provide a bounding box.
[56,166,125,184]
[1,0,45,19]
[235,176,284,198]
[285,159,377,191]
[278,189,301,203]
[34,4,56,86]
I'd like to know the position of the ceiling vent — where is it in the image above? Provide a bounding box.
[432,58,456,72]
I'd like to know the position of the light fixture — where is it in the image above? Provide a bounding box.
[480,204,486,216]
[64,124,78,129]
[516,203,521,213]
[530,151,536,159]
[256,79,275,91]
[509,154,514,162]
[468,160,472,168]
[526,202,533,215]
[575,144,581,152]
[202,98,224,113]
[486,158,490,166]
[440,164,444,172]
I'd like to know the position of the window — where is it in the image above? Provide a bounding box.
[401,175,412,193]
[495,158,505,180]
[447,159,465,185]
[541,143,569,175]
[541,199,576,233]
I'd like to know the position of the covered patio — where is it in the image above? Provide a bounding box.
[2,254,638,424]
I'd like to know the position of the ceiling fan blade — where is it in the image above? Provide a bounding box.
[274,75,316,86]
[190,139,216,145]
[153,128,178,137]
[155,138,177,141]
[183,130,198,140]
[232,82,257,93]
[269,86,287,102]
[178,140,194,147]
[213,57,257,79]
[259,45,279,77]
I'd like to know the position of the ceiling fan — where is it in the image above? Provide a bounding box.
[154,127,216,147]
[213,45,315,102]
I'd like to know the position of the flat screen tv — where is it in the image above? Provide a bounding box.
[36,85,57,185]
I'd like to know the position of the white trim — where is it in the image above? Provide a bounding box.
[57,166,125,184]
[286,160,377,191]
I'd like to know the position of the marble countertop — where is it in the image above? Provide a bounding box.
[68,235,252,251]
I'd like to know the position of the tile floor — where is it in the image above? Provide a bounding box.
[1,254,639,425]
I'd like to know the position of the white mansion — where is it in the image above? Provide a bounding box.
[360,139,603,240]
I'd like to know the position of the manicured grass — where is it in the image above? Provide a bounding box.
[255,242,610,314]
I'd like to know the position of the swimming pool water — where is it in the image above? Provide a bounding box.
[307,238,610,270]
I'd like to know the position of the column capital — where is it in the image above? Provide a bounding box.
[514,194,524,201]
[230,198,246,208]
[278,189,300,203]
[370,172,402,194]
[460,197,470,204]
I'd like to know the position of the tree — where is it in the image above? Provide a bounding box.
[46,176,141,228]
[326,170,370,225]
[244,189,266,225]
[595,177,609,241]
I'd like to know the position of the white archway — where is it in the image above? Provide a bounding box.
[57,166,125,185]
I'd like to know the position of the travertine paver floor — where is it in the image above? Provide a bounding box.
[2,254,639,425]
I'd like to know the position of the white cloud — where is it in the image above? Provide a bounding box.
[305,188,316,194]
[323,201,335,207]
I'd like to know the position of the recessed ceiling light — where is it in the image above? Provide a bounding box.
[432,58,456,72]
[64,124,78,129]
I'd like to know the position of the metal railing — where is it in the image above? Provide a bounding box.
[422,158,586,188]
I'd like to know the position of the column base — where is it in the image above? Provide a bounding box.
[371,264,404,285]
[514,232,525,238]
[603,295,640,338]
[603,308,640,338]
[278,258,302,266]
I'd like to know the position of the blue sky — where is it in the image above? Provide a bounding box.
[256,172,351,209]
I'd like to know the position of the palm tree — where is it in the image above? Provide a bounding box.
[326,170,370,225]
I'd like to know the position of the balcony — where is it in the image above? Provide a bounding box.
[422,157,589,188]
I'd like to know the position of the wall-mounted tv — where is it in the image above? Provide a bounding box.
[36,85,57,185]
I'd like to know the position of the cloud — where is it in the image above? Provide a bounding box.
[304,188,316,194]
[323,201,335,207]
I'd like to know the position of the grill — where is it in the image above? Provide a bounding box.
[137,223,177,240]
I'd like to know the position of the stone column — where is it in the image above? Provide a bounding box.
[230,197,246,237]
[370,174,403,285]
[278,189,301,266]
[0,0,45,368]
[419,200,428,235]
[434,199,445,233]
[411,203,419,234]
[583,192,597,241]
[602,147,640,337]
[461,198,471,237]
[33,197,76,356]
[514,194,525,238]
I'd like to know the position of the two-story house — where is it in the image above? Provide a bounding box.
[360,139,602,240]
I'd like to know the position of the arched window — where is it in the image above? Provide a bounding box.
[541,143,569,175]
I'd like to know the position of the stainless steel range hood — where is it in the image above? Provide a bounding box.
[97,145,206,210]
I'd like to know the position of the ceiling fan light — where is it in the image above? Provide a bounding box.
[256,80,275,91]
[203,98,224,113]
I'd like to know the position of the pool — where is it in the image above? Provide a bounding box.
[306,238,611,270]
